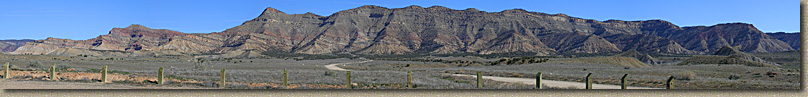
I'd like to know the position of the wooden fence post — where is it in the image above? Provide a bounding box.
[585,73,592,89]
[158,67,164,85]
[4,62,9,79]
[221,68,226,88]
[102,65,108,82]
[477,71,483,88]
[283,69,288,87]
[621,74,628,89]
[50,64,56,81]
[536,72,542,89]
[407,71,413,88]
[666,76,674,89]
[346,71,352,89]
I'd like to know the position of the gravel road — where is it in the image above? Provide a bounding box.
[324,60,661,89]
[324,60,372,71]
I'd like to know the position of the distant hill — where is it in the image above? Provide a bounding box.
[766,32,800,49]
[0,39,35,52]
[551,56,650,68]
[615,50,660,65]
[678,46,781,67]
[7,5,796,57]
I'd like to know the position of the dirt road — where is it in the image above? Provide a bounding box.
[322,60,661,89]
[450,74,662,89]
[324,60,372,71]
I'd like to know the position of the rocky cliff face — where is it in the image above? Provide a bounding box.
[766,32,800,49]
[0,39,34,52]
[8,5,796,57]
[11,25,193,56]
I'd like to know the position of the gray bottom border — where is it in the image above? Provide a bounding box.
[1,1,806,97]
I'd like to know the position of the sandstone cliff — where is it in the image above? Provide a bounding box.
[8,5,796,57]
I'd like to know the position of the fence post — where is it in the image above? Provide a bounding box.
[346,71,352,89]
[4,62,9,79]
[536,72,542,89]
[666,76,674,89]
[102,65,108,82]
[158,67,164,85]
[585,73,592,89]
[50,64,56,81]
[621,74,628,89]
[221,68,226,88]
[407,71,413,88]
[283,69,288,87]
[477,71,482,88]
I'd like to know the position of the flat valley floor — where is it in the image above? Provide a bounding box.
[0,51,800,89]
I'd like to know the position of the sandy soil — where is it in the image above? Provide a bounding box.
[0,79,210,89]
[0,79,130,89]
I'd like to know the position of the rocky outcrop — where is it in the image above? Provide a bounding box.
[8,5,797,57]
[678,46,780,67]
[615,50,660,65]
[713,46,745,55]
[537,32,621,54]
[215,5,793,55]
[766,32,800,49]
[0,39,34,52]
[11,25,195,56]
[602,34,696,54]
[650,23,793,53]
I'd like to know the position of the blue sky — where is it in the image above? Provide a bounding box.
[0,0,798,40]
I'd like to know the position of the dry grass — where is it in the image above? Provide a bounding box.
[673,70,697,80]
[0,53,799,89]
[435,61,799,89]
[548,56,650,67]
[677,55,779,67]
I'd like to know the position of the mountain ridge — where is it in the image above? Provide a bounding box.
[7,5,796,57]
[0,39,35,52]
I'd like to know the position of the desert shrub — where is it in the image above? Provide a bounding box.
[508,73,524,77]
[324,71,334,76]
[728,74,741,80]
[143,80,157,84]
[673,71,697,80]
[227,83,250,89]
[677,55,726,65]
[56,65,72,70]
[86,69,101,72]
[110,70,131,75]
[166,75,191,81]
